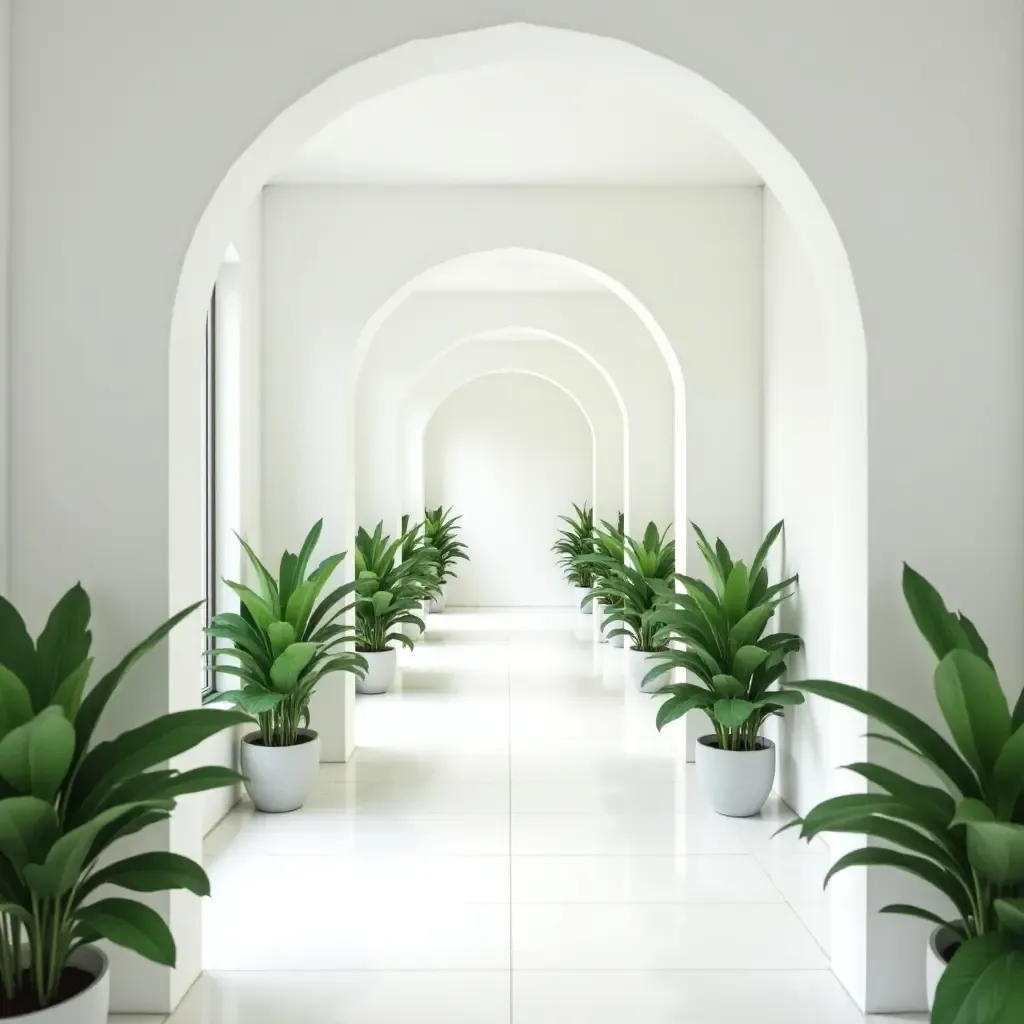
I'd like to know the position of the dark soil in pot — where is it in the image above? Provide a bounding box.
[0,968,95,1017]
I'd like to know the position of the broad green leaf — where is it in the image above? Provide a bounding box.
[902,564,971,662]
[102,765,245,810]
[234,531,281,614]
[934,650,1010,777]
[880,904,959,931]
[733,645,769,683]
[932,933,1024,1024]
[723,562,750,624]
[285,553,344,636]
[51,657,93,722]
[729,603,778,650]
[76,898,177,967]
[0,666,33,736]
[842,762,956,824]
[993,723,1024,813]
[788,679,980,798]
[749,520,784,582]
[0,796,58,868]
[24,801,168,897]
[81,851,210,900]
[0,706,76,800]
[713,698,755,728]
[962,820,1024,886]
[294,519,324,585]
[755,689,804,708]
[267,620,296,659]
[957,612,992,667]
[69,708,251,824]
[711,674,745,698]
[269,643,318,693]
[0,596,38,694]
[35,584,92,705]
[994,898,1024,938]
[208,688,285,715]
[952,798,995,826]
[225,582,276,634]
[75,601,206,760]
[656,693,709,732]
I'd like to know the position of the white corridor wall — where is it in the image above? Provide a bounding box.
[424,372,593,606]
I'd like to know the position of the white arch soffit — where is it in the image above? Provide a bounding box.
[403,325,630,433]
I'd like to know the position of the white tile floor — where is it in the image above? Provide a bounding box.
[112,608,926,1023]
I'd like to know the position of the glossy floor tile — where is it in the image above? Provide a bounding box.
[113,607,908,1023]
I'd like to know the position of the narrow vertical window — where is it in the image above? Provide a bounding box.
[203,287,217,695]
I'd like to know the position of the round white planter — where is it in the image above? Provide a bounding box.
[429,590,447,613]
[241,728,320,813]
[625,646,664,692]
[572,586,593,614]
[403,619,423,645]
[695,735,776,817]
[11,946,110,1023]
[357,648,398,694]
[610,632,625,648]
[926,923,960,1011]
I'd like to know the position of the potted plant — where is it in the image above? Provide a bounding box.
[552,503,596,613]
[422,505,469,612]
[781,564,1024,1020]
[353,522,428,694]
[0,584,248,1021]
[398,514,441,642]
[206,520,367,812]
[586,514,626,643]
[649,520,803,816]
[583,520,674,683]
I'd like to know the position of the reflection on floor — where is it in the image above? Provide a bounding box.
[112,608,926,1023]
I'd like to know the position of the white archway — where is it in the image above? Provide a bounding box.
[166,23,867,1010]
[400,334,625,530]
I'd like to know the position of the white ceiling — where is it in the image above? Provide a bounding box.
[415,251,602,292]
[272,59,760,187]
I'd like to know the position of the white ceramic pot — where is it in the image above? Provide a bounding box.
[625,646,663,692]
[403,619,423,644]
[572,586,593,614]
[610,632,625,648]
[11,946,110,1023]
[429,590,447,614]
[357,647,398,694]
[926,922,960,1011]
[241,728,320,813]
[695,735,776,817]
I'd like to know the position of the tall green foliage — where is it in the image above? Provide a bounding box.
[781,565,1024,1024]
[552,503,597,588]
[207,520,366,746]
[0,587,248,1011]
[354,522,428,651]
[582,521,674,651]
[649,521,803,750]
[423,506,469,588]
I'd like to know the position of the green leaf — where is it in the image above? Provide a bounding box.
[994,898,1024,938]
[934,649,1011,778]
[932,933,1024,1024]
[76,898,177,967]
[713,698,755,728]
[755,689,804,708]
[75,601,206,761]
[880,904,958,931]
[656,692,709,732]
[0,666,33,737]
[24,802,168,897]
[102,766,245,810]
[234,531,281,614]
[957,612,992,667]
[961,821,1024,886]
[209,688,285,715]
[35,584,92,705]
[723,562,750,624]
[267,620,296,659]
[0,796,58,869]
[733,645,769,683]
[711,674,745,698]
[69,708,251,824]
[51,657,94,722]
[749,520,784,582]
[787,679,980,798]
[294,519,324,585]
[81,851,210,900]
[269,643,318,693]
[0,596,38,694]
[225,582,276,634]
[992,723,1024,813]
[902,563,971,662]
[0,706,76,800]
[842,762,956,824]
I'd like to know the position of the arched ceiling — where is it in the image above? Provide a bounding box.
[272,58,761,187]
